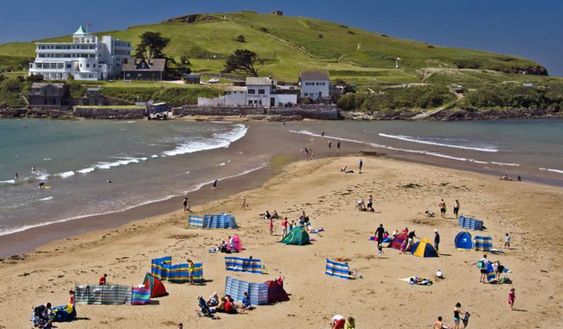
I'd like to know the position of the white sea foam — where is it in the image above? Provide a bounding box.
[0,162,267,237]
[95,157,148,170]
[38,196,53,202]
[539,167,563,174]
[0,179,16,184]
[378,133,498,153]
[78,167,95,174]
[490,161,520,167]
[56,171,75,178]
[162,124,247,157]
[289,129,522,167]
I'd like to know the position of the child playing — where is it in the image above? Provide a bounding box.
[508,288,516,310]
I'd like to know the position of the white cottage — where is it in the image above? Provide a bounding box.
[299,71,330,100]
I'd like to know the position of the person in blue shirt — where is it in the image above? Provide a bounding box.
[241,292,252,310]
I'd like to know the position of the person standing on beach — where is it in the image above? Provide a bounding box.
[453,200,460,218]
[434,229,440,252]
[212,179,218,189]
[376,224,385,245]
[359,159,363,174]
[187,259,195,285]
[99,273,107,285]
[268,217,274,235]
[479,254,490,283]
[15,172,18,180]
[453,303,463,329]
[281,217,289,237]
[504,233,511,248]
[328,141,332,149]
[337,141,341,151]
[439,199,447,218]
[183,197,190,212]
[508,288,516,310]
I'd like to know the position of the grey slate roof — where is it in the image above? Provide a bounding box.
[300,70,330,81]
[123,58,166,72]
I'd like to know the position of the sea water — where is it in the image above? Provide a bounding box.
[0,119,257,236]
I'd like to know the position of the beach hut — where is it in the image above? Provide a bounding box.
[454,231,473,250]
[325,259,355,280]
[410,239,439,258]
[224,276,289,305]
[225,256,263,274]
[474,236,493,251]
[458,215,484,230]
[281,226,310,245]
[143,273,168,298]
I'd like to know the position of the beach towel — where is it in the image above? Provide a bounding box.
[225,256,263,274]
[325,259,355,280]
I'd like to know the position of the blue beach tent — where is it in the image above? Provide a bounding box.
[454,231,473,250]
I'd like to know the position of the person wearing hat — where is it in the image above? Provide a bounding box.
[434,229,440,252]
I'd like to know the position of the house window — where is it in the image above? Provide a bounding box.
[248,89,256,94]
[248,100,253,105]
[258,89,265,94]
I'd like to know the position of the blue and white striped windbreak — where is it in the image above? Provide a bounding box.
[474,236,493,251]
[458,215,484,230]
[325,259,355,280]
[225,256,263,274]
[188,214,237,229]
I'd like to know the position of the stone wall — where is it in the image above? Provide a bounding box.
[73,107,146,120]
[173,105,340,120]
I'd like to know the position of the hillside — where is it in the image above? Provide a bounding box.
[0,11,561,116]
[0,11,549,80]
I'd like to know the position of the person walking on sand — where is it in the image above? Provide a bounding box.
[434,229,440,252]
[359,159,363,174]
[183,197,190,212]
[337,141,341,151]
[376,224,385,246]
[504,233,511,248]
[439,199,447,218]
[453,200,460,218]
[241,198,249,210]
[508,288,516,310]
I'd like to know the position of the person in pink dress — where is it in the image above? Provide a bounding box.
[508,288,516,310]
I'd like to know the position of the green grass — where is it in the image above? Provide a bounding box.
[0,11,548,82]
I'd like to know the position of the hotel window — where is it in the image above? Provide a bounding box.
[258,89,265,95]
[248,89,256,94]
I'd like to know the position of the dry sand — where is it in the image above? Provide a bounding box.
[0,156,561,329]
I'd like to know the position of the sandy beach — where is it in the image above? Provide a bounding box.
[0,155,562,329]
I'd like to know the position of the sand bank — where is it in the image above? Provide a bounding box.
[0,156,561,329]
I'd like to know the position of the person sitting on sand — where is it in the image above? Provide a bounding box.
[356,199,366,211]
[272,210,280,219]
[433,316,450,329]
[331,314,346,329]
[367,195,375,212]
[207,292,219,307]
[99,273,107,285]
[241,291,252,310]
[265,210,272,220]
[500,175,513,181]
[345,316,356,329]
[425,209,435,217]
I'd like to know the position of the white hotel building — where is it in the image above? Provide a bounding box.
[29,26,131,81]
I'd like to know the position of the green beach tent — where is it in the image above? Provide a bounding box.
[281,226,310,245]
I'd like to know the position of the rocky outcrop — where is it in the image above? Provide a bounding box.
[164,14,219,24]
[427,107,561,121]
[73,107,145,120]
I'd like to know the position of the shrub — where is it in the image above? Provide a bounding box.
[236,35,246,43]
[259,27,268,32]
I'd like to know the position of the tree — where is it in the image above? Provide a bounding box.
[135,32,170,61]
[222,49,261,77]
[180,55,191,66]
[236,35,246,43]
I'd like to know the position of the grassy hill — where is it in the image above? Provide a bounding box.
[0,11,561,114]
